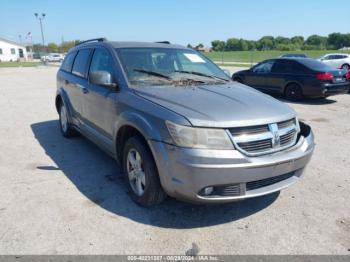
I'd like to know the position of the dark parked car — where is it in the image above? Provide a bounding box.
[232,58,349,100]
[280,54,307,58]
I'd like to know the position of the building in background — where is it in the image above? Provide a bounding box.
[196,47,212,53]
[0,37,31,62]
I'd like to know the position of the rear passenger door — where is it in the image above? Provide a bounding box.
[269,60,307,93]
[58,51,78,121]
[84,47,119,144]
[268,60,294,93]
[69,48,93,125]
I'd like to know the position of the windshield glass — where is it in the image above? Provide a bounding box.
[116,48,230,86]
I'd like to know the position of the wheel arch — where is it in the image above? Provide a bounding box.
[55,88,74,117]
[114,112,162,164]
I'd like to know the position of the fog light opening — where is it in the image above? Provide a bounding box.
[203,187,214,196]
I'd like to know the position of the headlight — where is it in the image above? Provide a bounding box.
[166,121,234,149]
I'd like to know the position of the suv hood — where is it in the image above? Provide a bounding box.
[135,83,296,128]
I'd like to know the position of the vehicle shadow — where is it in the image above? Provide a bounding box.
[31,120,279,229]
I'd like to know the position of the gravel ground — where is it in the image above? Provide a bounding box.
[0,66,349,255]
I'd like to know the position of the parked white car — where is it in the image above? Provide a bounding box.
[41,53,64,62]
[318,53,350,70]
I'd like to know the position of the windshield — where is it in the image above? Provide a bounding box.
[116,48,230,86]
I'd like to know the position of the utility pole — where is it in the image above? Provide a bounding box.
[34,13,46,51]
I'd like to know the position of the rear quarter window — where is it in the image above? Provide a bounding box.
[72,49,92,78]
[60,51,77,72]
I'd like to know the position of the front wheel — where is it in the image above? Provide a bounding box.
[123,136,167,207]
[285,83,303,101]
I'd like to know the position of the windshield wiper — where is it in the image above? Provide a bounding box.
[134,69,172,80]
[174,70,229,82]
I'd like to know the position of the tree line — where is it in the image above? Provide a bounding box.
[33,33,350,53]
[206,33,350,52]
[32,40,81,53]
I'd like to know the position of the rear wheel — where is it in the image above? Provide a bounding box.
[285,83,303,101]
[123,136,167,207]
[59,102,78,137]
[341,64,349,71]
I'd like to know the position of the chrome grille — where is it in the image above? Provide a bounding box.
[229,118,299,156]
[230,125,269,136]
[278,119,296,129]
[280,130,296,146]
[237,138,272,153]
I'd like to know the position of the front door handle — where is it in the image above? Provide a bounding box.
[76,84,88,94]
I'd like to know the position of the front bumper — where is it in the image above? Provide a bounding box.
[150,124,315,204]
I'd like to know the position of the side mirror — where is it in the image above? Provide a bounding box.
[90,71,118,90]
[222,69,231,77]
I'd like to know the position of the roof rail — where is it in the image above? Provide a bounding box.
[155,41,171,44]
[75,38,107,46]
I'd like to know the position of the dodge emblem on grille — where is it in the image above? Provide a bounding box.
[269,123,280,148]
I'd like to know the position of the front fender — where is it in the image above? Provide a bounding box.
[114,111,164,142]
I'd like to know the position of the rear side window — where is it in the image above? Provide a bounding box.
[273,60,306,74]
[72,49,92,78]
[60,52,76,72]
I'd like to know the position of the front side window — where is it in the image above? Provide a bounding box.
[72,49,91,78]
[11,48,15,54]
[116,48,229,86]
[0,48,2,55]
[252,60,275,73]
[89,48,114,77]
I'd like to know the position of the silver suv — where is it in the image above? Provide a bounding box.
[56,38,315,207]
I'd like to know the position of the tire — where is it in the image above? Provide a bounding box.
[58,102,78,138]
[285,83,303,101]
[341,64,349,71]
[123,136,167,207]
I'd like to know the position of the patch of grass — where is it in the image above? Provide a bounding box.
[204,50,350,63]
[0,61,42,68]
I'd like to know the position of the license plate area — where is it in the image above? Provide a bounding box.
[333,77,345,83]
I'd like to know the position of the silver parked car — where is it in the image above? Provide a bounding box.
[319,53,350,70]
[42,53,64,62]
[56,38,315,206]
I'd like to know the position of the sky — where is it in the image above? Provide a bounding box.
[1,0,349,46]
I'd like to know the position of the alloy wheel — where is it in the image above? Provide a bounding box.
[60,104,68,133]
[126,149,146,196]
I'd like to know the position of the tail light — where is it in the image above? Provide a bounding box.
[346,71,350,80]
[316,72,333,81]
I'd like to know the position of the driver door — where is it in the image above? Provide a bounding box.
[83,47,119,145]
[245,60,275,91]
